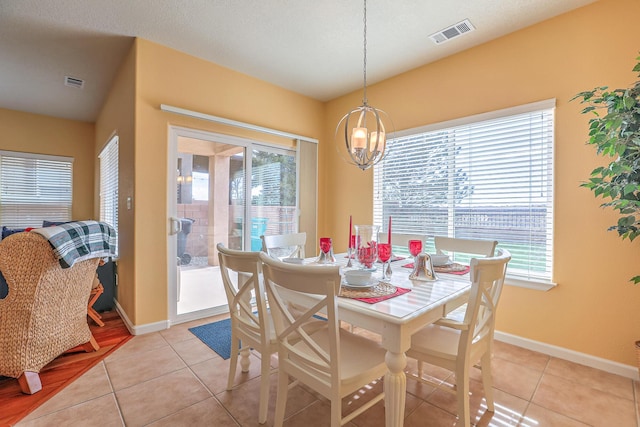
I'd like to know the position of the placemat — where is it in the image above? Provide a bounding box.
[402,262,470,275]
[434,263,470,275]
[346,255,406,261]
[340,282,411,304]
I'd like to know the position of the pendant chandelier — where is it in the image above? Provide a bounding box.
[335,0,393,171]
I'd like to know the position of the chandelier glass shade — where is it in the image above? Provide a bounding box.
[335,0,393,171]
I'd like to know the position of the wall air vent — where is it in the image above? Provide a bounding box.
[429,19,476,45]
[64,76,85,89]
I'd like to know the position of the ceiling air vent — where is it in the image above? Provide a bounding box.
[64,76,85,89]
[429,19,476,45]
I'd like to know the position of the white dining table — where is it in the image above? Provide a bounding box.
[287,254,472,427]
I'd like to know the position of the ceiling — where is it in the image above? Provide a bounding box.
[0,0,596,123]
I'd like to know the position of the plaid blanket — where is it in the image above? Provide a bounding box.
[32,220,117,268]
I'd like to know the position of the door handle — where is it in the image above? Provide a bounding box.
[169,217,182,235]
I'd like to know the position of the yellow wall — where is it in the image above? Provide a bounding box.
[3,0,639,367]
[323,0,640,365]
[95,41,137,321]
[0,108,95,221]
[133,39,324,324]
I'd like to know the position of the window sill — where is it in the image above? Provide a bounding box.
[505,276,557,291]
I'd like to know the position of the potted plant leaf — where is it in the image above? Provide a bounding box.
[572,55,640,284]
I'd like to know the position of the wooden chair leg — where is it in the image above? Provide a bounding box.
[18,371,42,394]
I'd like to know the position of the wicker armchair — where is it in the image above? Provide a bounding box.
[0,232,101,394]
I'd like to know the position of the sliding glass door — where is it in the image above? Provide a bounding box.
[168,127,298,324]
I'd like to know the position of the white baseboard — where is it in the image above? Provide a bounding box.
[114,300,170,336]
[109,303,638,380]
[495,330,639,381]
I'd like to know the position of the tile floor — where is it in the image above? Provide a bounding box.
[16,313,640,427]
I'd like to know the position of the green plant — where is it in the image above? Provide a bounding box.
[572,55,640,283]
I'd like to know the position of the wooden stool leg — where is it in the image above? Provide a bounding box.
[18,371,42,394]
[88,307,105,327]
[88,283,105,327]
[82,335,100,352]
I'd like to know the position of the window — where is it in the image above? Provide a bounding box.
[192,171,209,201]
[99,136,118,254]
[374,100,555,284]
[0,151,73,227]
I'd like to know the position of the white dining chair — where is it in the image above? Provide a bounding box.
[261,232,306,259]
[406,248,511,427]
[434,236,498,259]
[377,232,428,256]
[217,243,275,424]
[433,236,499,324]
[259,252,387,427]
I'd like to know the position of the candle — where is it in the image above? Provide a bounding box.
[351,127,367,151]
[388,216,392,245]
[348,215,353,248]
[370,131,386,152]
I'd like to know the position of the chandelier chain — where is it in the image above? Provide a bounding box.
[362,0,368,105]
[334,0,392,171]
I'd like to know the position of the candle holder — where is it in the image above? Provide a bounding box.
[355,225,379,269]
[346,235,355,268]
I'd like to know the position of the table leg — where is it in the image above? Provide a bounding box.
[384,350,407,427]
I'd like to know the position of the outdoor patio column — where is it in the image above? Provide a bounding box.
[209,154,230,265]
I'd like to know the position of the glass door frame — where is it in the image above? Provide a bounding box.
[167,125,299,325]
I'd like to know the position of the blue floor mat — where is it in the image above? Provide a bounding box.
[189,314,327,360]
[189,318,234,359]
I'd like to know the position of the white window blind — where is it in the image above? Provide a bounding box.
[99,136,118,255]
[374,100,555,282]
[0,151,73,227]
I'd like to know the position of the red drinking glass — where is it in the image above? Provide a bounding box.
[408,239,423,257]
[378,243,392,280]
[378,243,391,263]
[320,237,332,254]
[317,237,336,263]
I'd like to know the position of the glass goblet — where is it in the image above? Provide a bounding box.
[377,243,392,281]
[408,239,423,265]
[317,237,336,263]
[320,237,331,254]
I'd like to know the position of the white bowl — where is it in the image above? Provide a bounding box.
[344,269,372,286]
[430,254,450,267]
